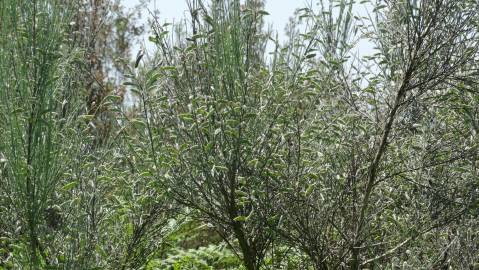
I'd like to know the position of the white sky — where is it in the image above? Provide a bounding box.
[120,0,375,105]
[123,0,307,42]
[121,0,374,60]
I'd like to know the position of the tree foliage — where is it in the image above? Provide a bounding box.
[1,0,478,269]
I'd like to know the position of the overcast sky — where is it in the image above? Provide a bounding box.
[121,0,374,59]
[123,0,307,42]
[120,0,374,104]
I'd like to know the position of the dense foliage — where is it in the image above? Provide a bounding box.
[1,0,478,269]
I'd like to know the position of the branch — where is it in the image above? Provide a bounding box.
[360,237,412,266]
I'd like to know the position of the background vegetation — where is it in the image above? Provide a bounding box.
[0,0,478,269]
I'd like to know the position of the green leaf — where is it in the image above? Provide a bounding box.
[235,190,248,197]
[304,184,314,197]
[139,171,153,177]
[105,95,122,102]
[62,181,77,191]
[258,10,269,16]
[247,159,259,167]
[79,115,95,121]
[204,15,214,26]
[179,113,194,122]
[148,35,159,44]
[215,165,228,172]
[233,216,247,222]
[123,81,137,87]
[161,66,177,72]
[373,4,387,12]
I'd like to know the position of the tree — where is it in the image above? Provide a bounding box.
[0,0,81,268]
[127,0,308,268]
[272,0,479,268]
[1,0,478,269]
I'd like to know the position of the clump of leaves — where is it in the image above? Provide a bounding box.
[148,244,243,270]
